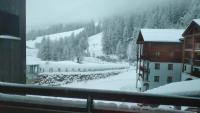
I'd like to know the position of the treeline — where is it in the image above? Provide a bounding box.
[102,0,200,60]
[27,23,84,40]
[37,0,200,62]
[37,21,102,63]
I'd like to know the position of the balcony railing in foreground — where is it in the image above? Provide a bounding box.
[0,82,199,113]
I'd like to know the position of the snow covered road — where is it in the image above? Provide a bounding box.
[63,68,137,92]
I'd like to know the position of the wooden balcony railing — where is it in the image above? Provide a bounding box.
[194,60,200,66]
[0,82,200,113]
[139,66,149,73]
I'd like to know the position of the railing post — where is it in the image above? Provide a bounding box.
[87,96,93,113]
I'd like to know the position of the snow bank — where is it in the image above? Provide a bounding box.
[146,79,200,97]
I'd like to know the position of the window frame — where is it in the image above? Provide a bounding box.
[168,64,173,70]
[155,63,160,70]
[154,76,159,82]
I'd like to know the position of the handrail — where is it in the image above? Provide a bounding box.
[0,82,200,113]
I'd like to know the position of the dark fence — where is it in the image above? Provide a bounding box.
[0,82,199,113]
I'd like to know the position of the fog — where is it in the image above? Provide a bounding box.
[26,0,169,31]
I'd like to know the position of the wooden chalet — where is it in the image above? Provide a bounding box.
[136,29,184,91]
[182,19,200,79]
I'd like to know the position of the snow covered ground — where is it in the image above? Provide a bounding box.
[64,67,137,92]
[146,79,200,97]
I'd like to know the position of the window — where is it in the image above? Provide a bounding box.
[58,68,61,72]
[144,83,149,90]
[184,65,187,71]
[167,76,173,83]
[155,63,160,70]
[155,51,160,57]
[154,76,159,82]
[168,64,173,70]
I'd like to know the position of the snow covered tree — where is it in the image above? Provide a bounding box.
[116,41,126,59]
[127,38,137,63]
[37,37,51,61]
[180,0,200,27]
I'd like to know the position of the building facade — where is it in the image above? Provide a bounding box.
[136,29,183,92]
[0,0,26,83]
[182,19,200,80]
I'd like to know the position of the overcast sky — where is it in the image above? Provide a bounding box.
[26,0,166,31]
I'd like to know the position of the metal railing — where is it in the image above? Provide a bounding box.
[0,82,200,113]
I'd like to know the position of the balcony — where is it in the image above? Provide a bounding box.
[192,67,200,77]
[195,43,200,50]
[139,66,149,73]
[185,44,193,51]
[0,82,200,113]
[194,60,200,66]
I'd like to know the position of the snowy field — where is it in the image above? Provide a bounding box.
[26,28,136,92]
[64,67,137,92]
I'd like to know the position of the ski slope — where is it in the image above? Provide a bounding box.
[26,28,84,48]
[88,32,104,57]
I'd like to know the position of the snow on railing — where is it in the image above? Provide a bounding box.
[0,82,199,113]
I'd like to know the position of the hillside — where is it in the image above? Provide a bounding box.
[88,32,104,57]
[26,28,105,65]
[26,28,84,48]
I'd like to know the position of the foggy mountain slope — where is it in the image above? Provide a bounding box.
[26,28,84,48]
[26,28,105,64]
[88,32,104,57]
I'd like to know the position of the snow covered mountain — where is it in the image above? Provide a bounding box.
[88,32,104,57]
[26,28,105,65]
[26,28,84,48]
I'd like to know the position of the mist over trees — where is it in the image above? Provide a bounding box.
[37,21,101,62]
[27,23,84,40]
[37,0,200,62]
[102,0,200,60]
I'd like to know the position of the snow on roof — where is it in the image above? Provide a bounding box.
[193,19,200,25]
[140,29,184,42]
[146,79,200,97]
[0,35,20,40]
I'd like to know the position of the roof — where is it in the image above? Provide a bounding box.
[193,19,200,25]
[0,35,20,40]
[140,29,184,42]
[182,19,200,36]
